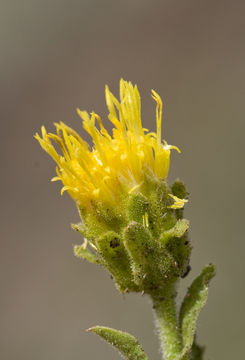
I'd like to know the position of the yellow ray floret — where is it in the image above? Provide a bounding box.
[168,194,188,209]
[35,79,181,208]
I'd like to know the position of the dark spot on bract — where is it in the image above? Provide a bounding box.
[110,237,120,248]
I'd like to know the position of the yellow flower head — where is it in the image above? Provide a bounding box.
[35,79,180,209]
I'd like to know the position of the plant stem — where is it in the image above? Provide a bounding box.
[152,287,181,360]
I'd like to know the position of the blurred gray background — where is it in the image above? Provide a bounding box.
[1,0,244,359]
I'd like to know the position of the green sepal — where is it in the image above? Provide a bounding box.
[179,264,216,360]
[96,231,137,292]
[88,326,149,360]
[73,244,98,264]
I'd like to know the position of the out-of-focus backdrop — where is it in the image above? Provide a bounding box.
[1,1,244,359]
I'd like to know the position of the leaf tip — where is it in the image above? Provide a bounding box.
[86,327,94,333]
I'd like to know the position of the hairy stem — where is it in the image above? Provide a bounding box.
[152,287,181,360]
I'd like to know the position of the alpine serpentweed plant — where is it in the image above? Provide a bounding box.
[35,79,215,360]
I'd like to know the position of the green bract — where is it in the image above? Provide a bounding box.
[74,178,191,296]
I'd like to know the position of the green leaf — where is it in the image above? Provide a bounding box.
[179,264,216,360]
[73,244,98,264]
[88,326,149,360]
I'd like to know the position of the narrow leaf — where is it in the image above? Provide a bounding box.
[88,326,149,360]
[179,264,215,359]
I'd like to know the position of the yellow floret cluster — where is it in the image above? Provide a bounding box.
[35,79,182,209]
